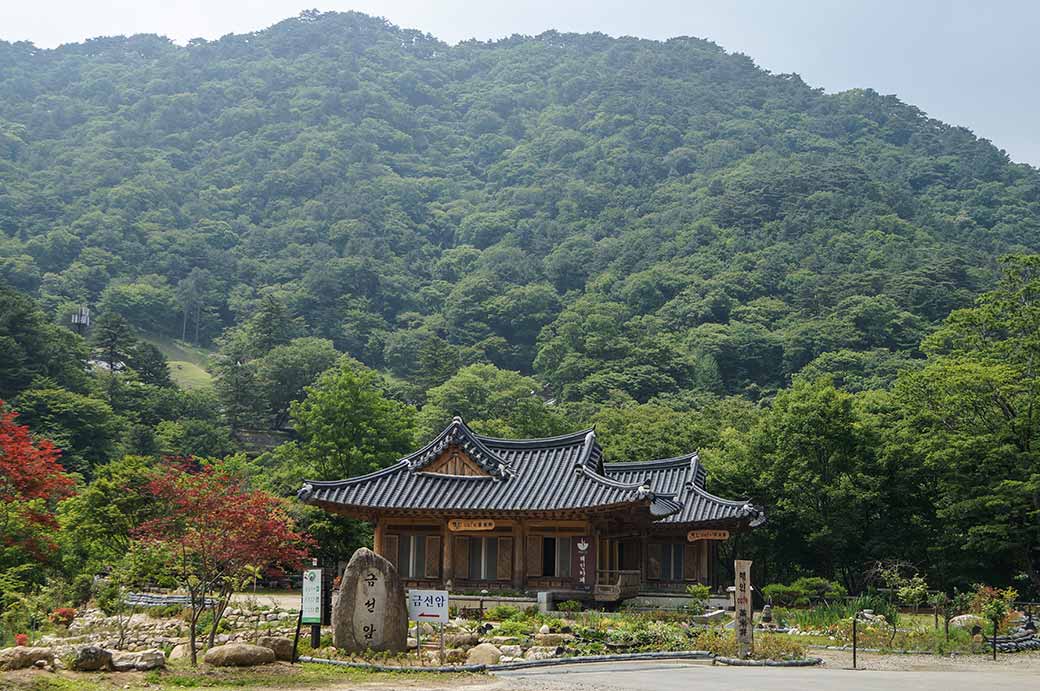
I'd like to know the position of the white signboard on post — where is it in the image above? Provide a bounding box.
[301,568,323,624]
[406,589,449,624]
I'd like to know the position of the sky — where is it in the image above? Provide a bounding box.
[2,1,1038,166]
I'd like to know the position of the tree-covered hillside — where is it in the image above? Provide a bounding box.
[2,10,1038,403]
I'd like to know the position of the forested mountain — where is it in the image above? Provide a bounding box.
[3,10,1038,402]
[3,11,1040,599]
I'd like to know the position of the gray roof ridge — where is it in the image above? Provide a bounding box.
[407,416,513,477]
[300,460,409,488]
[575,464,652,492]
[686,481,755,508]
[474,427,596,449]
[603,452,699,470]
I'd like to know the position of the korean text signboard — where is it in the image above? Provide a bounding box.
[687,529,729,542]
[406,589,449,624]
[301,568,322,624]
[734,559,753,658]
[447,519,495,532]
[572,536,594,590]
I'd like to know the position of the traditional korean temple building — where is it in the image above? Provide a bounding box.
[298,417,763,602]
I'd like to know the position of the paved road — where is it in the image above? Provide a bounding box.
[495,659,1038,690]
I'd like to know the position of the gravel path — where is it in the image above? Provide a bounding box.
[816,648,1040,672]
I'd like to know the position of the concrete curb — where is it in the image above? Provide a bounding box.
[486,650,714,670]
[714,656,823,667]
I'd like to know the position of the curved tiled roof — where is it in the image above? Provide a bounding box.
[299,419,678,518]
[604,453,763,526]
[299,419,762,527]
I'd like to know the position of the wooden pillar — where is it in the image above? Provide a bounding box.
[513,520,526,590]
[372,518,384,556]
[638,527,649,587]
[443,519,454,590]
[591,521,601,588]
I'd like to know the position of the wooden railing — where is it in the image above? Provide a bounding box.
[594,569,641,601]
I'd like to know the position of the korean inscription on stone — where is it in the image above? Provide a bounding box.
[333,547,407,652]
[354,569,385,646]
[734,559,753,658]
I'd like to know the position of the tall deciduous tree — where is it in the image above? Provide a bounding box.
[0,404,75,589]
[290,359,417,480]
[418,363,570,438]
[134,463,310,665]
[898,255,1040,591]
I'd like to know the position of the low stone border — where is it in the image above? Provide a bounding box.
[714,656,823,667]
[299,650,714,673]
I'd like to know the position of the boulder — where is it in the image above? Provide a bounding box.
[499,644,523,657]
[538,624,551,634]
[110,649,165,672]
[256,635,294,662]
[950,614,985,629]
[332,547,408,653]
[465,643,502,665]
[204,643,276,667]
[168,643,198,661]
[523,646,562,660]
[483,635,522,646]
[533,632,574,646]
[692,609,728,624]
[445,633,479,648]
[72,645,112,671]
[0,646,55,671]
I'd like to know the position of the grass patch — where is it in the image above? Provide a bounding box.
[3,663,479,691]
[142,335,215,389]
[168,360,213,389]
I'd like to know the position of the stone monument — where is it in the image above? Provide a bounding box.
[333,547,408,652]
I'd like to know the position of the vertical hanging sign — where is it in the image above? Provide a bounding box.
[572,536,594,590]
[734,559,753,658]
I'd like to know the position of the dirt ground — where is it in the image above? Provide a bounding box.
[815,648,1040,672]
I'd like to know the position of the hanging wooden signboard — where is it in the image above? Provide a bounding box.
[571,536,595,590]
[734,559,754,658]
[687,529,730,542]
[447,519,495,532]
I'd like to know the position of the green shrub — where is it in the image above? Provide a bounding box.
[790,577,846,602]
[494,619,531,637]
[762,583,805,606]
[753,633,806,660]
[556,599,582,613]
[763,577,846,606]
[483,605,522,621]
[684,583,711,615]
[70,574,94,606]
[147,604,186,619]
[692,627,737,657]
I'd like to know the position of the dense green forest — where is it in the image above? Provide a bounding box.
[2,11,1040,608]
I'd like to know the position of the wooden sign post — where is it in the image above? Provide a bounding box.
[734,559,753,658]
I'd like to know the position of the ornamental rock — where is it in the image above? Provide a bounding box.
[333,547,408,653]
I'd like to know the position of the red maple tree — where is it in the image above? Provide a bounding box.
[134,463,311,664]
[0,402,75,559]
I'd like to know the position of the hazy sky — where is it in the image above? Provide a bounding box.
[2,1,1038,166]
